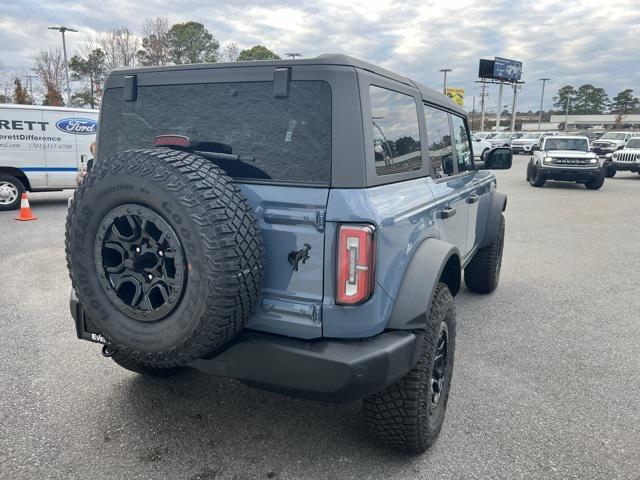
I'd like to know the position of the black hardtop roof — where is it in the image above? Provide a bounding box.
[110,53,466,115]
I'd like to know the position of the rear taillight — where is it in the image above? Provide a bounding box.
[336,224,375,305]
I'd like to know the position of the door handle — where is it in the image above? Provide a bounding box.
[439,207,457,219]
[467,193,479,204]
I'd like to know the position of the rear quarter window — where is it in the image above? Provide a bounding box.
[369,86,421,176]
[98,81,332,185]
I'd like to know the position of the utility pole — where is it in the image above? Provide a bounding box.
[23,75,37,104]
[538,78,550,131]
[495,81,504,131]
[439,68,452,95]
[48,26,77,106]
[471,95,476,131]
[510,83,519,133]
[285,53,301,60]
[479,81,487,132]
[564,99,570,131]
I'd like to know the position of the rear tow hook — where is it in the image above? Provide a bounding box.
[101,344,116,358]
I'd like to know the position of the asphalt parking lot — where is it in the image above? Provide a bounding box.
[1,155,639,480]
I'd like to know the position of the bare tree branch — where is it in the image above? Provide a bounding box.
[219,42,240,62]
[138,17,171,66]
[33,48,65,104]
[91,27,140,71]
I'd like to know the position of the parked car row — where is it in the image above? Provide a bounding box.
[473,130,640,162]
[524,132,640,191]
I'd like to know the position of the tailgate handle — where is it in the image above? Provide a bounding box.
[439,207,457,219]
[263,208,326,231]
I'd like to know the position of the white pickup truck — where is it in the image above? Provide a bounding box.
[0,104,98,210]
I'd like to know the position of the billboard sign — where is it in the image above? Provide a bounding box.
[493,57,522,81]
[478,59,495,79]
[445,88,464,106]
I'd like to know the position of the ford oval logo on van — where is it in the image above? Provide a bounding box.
[55,118,98,135]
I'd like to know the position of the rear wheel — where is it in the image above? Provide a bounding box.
[363,283,456,454]
[0,174,25,211]
[481,148,490,161]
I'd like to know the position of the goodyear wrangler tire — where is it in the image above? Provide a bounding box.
[363,283,456,453]
[65,148,264,368]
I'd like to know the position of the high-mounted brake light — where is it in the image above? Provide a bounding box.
[337,224,375,305]
[154,135,191,148]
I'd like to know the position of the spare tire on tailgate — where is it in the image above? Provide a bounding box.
[66,148,264,367]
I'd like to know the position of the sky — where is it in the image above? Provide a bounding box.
[0,0,639,111]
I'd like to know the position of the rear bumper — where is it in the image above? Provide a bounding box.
[70,290,421,403]
[512,145,532,153]
[538,166,602,182]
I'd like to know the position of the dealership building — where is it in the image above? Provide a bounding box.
[522,114,640,131]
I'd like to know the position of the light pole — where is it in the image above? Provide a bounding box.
[471,95,476,131]
[48,26,77,106]
[439,68,452,95]
[479,81,487,131]
[538,78,550,131]
[510,83,521,134]
[495,81,505,131]
[285,53,301,61]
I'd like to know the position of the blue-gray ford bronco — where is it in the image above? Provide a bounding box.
[66,55,512,453]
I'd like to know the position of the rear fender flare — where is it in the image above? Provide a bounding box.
[387,237,460,331]
[480,192,507,248]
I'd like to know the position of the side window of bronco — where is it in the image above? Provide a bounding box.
[451,115,472,172]
[424,105,454,179]
[369,86,422,176]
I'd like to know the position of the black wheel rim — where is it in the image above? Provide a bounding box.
[429,322,449,411]
[95,204,186,322]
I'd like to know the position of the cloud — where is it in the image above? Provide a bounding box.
[0,0,638,110]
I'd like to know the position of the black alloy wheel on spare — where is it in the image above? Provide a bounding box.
[66,148,264,368]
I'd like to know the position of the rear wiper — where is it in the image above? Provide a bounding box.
[153,135,255,162]
[195,151,256,163]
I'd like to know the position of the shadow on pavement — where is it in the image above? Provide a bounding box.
[92,366,424,477]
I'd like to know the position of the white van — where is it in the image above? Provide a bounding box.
[0,104,98,210]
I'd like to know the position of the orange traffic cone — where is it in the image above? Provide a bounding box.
[15,193,37,221]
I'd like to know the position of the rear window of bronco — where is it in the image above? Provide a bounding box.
[98,81,332,185]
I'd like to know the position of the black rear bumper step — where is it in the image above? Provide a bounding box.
[70,289,421,403]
